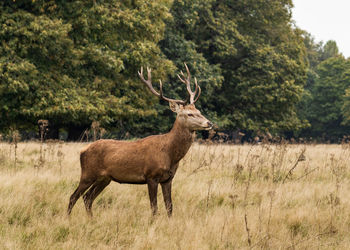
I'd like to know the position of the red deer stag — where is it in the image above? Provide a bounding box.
[67,64,213,217]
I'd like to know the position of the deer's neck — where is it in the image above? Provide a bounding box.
[167,118,195,164]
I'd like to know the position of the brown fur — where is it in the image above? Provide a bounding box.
[67,106,211,217]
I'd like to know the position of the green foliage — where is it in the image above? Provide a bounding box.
[161,0,308,133]
[304,56,350,139]
[157,0,224,132]
[0,0,313,138]
[302,32,323,71]
[340,70,350,126]
[297,38,350,140]
[320,40,340,61]
[0,0,173,135]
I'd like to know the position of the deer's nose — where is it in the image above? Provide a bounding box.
[207,121,213,128]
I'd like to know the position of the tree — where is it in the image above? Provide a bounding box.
[0,0,173,139]
[340,65,350,126]
[306,56,350,140]
[320,40,340,61]
[160,0,308,134]
[296,39,350,140]
[157,0,223,134]
[0,0,311,139]
[296,33,323,128]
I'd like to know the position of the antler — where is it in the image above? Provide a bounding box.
[138,64,201,105]
[138,67,186,105]
[177,63,201,104]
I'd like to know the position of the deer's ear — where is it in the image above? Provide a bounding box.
[169,101,182,113]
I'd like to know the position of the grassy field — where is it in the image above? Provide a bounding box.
[0,141,350,249]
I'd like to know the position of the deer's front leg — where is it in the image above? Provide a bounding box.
[147,179,159,216]
[161,180,172,217]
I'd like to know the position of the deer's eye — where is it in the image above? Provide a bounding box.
[188,114,194,117]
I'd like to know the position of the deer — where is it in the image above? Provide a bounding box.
[67,64,213,217]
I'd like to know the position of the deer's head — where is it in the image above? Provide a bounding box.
[138,63,213,131]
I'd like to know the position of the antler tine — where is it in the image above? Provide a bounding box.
[137,66,143,78]
[177,63,201,104]
[159,79,164,98]
[177,73,193,99]
[187,64,201,103]
[138,64,201,105]
[158,79,186,104]
[194,76,199,94]
[184,63,191,80]
[138,66,161,97]
[147,66,152,82]
[138,66,186,105]
[193,77,201,103]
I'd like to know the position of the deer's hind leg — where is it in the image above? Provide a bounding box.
[83,178,111,217]
[67,177,95,215]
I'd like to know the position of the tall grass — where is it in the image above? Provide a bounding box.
[0,141,350,249]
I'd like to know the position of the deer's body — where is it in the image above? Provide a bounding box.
[80,119,194,185]
[67,64,212,217]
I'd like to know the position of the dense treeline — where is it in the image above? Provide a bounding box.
[0,0,349,141]
[298,37,350,142]
[1,0,175,140]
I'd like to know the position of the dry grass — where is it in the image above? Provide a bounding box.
[1,141,350,249]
